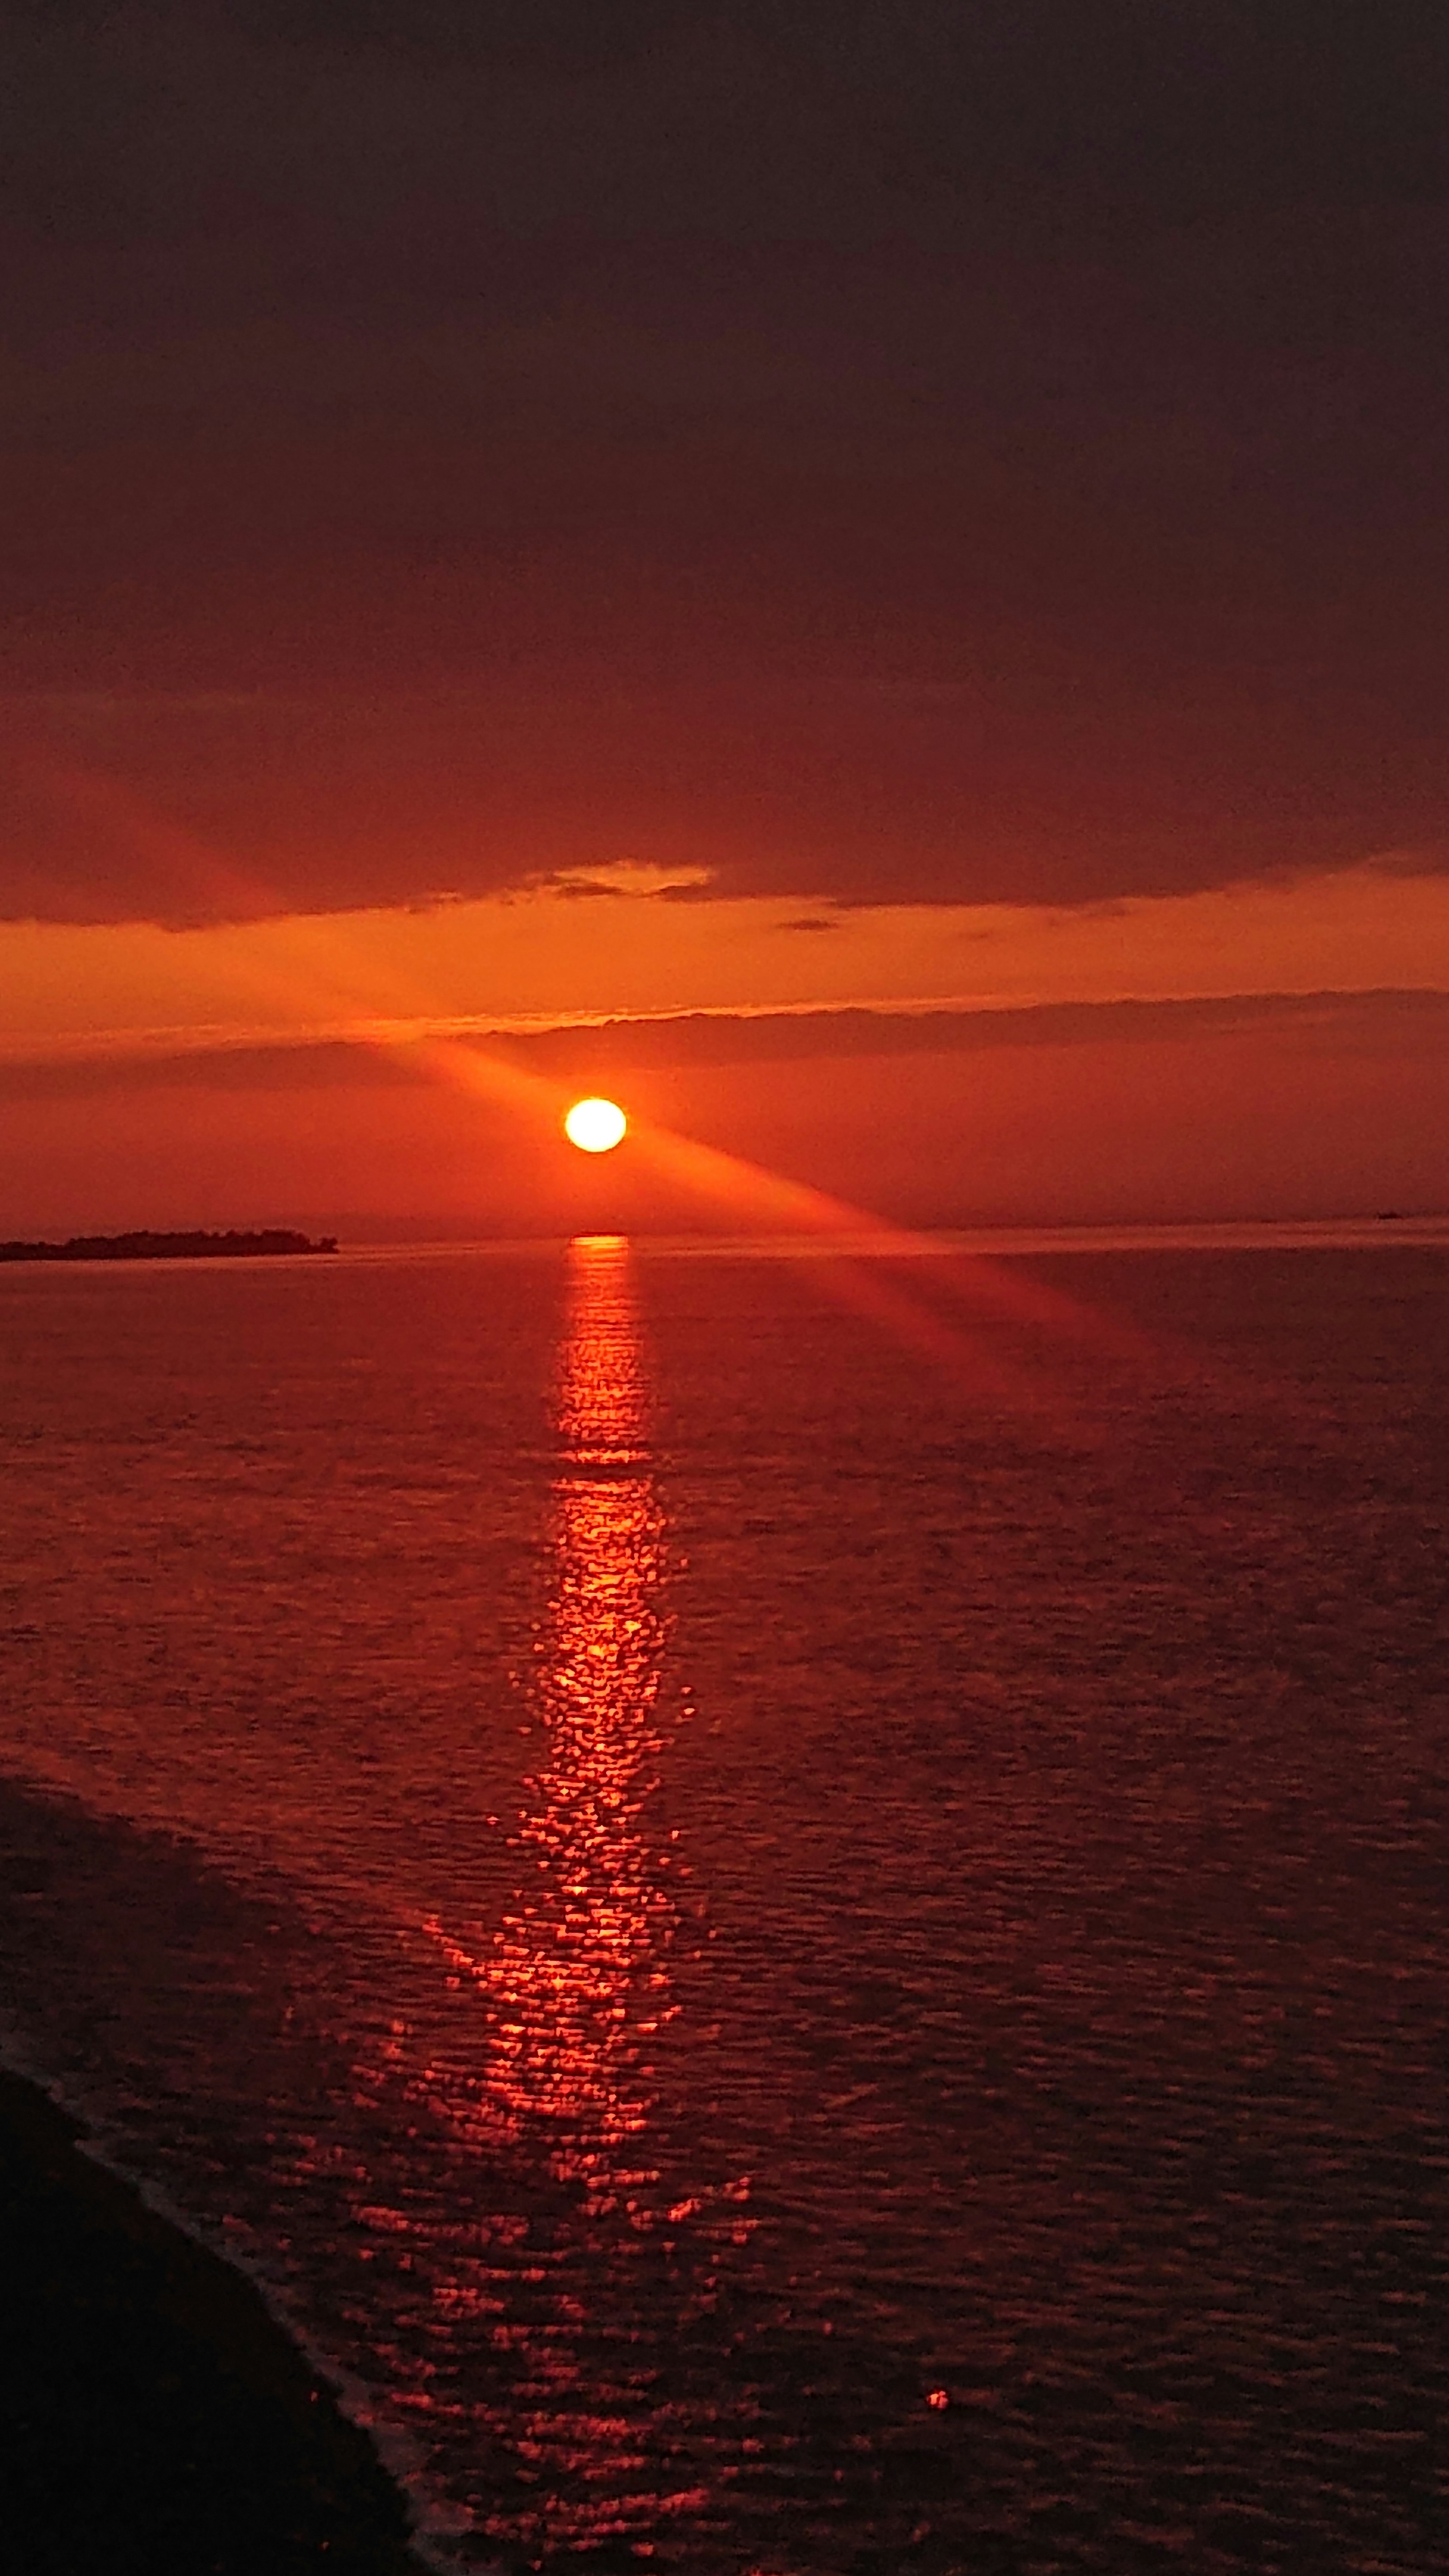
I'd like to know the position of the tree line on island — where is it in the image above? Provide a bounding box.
[0,1230,338,1263]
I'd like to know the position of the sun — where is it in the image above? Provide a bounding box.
[564,1096,628,1154]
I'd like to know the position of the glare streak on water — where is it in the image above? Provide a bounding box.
[0,1232,1446,2572]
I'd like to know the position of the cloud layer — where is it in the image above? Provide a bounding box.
[5,986,1446,1100]
[5,5,1449,922]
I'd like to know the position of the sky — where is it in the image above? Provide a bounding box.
[3,1,1448,1232]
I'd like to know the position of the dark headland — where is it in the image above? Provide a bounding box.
[0,2066,420,2574]
[0,1229,338,1263]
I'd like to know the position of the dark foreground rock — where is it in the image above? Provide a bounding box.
[0,2067,419,2574]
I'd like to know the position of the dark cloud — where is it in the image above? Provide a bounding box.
[6,986,1446,1100]
[3,5,1448,922]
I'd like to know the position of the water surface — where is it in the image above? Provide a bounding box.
[0,1234,1445,2571]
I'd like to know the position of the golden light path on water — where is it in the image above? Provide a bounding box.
[428,1235,675,2197]
[397,1236,728,2562]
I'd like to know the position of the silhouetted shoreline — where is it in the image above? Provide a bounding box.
[0,1229,338,1263]
[0,2065,419,2573]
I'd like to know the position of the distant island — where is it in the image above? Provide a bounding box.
[0,1229,338,1263]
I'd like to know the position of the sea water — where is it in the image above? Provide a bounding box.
[0,1231,1445,2572]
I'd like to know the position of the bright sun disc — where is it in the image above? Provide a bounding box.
[564,1096,628,1154]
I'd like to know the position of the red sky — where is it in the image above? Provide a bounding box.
[3,3,1447,1231]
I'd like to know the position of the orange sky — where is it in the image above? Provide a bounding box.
[2,859,1446,1234]
[6,860,1449,1055]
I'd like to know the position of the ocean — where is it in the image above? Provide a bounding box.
[1,1229,1446,2573]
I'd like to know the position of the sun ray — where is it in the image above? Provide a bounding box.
[10,744,1150,1415]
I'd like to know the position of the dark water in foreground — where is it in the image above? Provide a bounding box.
[0,1235,1445,2573]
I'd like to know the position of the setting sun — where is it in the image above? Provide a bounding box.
[564,1096,628,1154]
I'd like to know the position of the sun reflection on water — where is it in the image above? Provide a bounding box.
[479,1233,675,2193]
[426,1235,677,2204]
[369,1240,740,2559]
